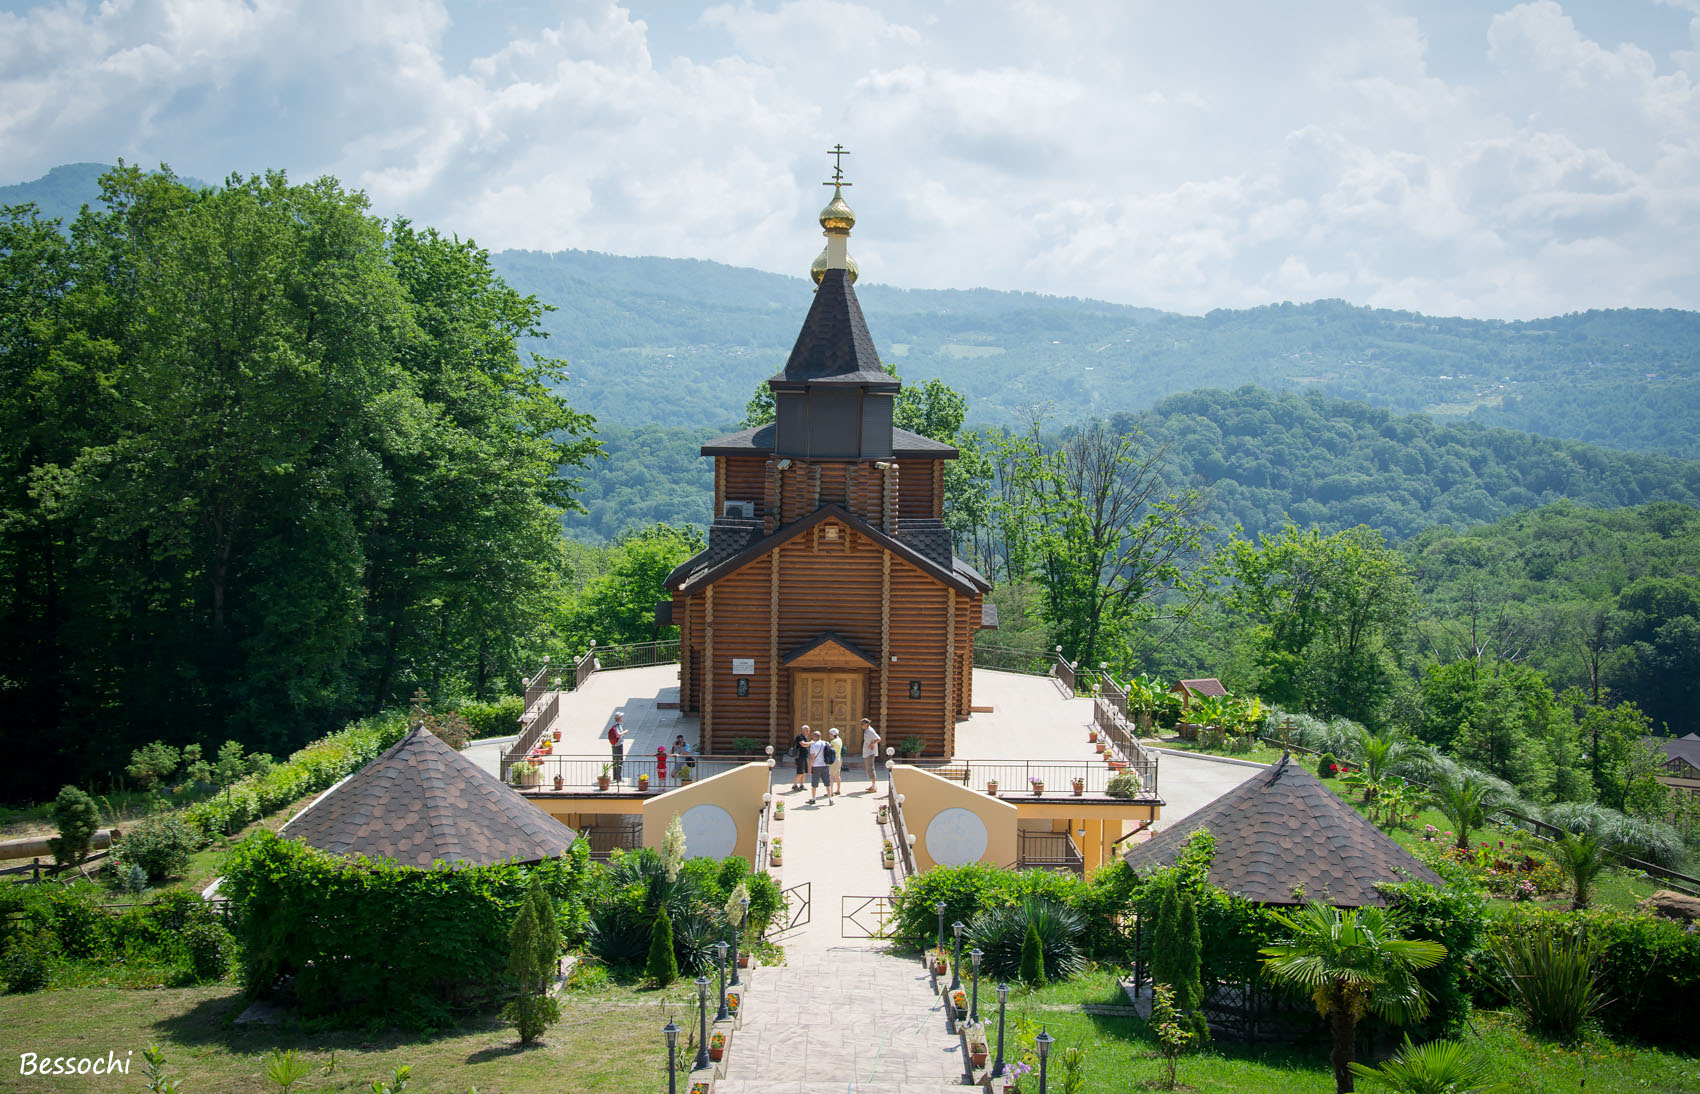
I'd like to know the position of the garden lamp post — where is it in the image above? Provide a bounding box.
[950,921,965,991]
[992,982,1010,1079]
[935,900,946,958]
[663,1021,679,1094]
[731,896,749,985]
[969,948,983,1023]
[694,976,711,1071]
[714,941,730,1021]
[1036,1026,1053,1094]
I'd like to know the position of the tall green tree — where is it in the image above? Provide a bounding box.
[504,879,564,1044]
[1221,523,1416,726]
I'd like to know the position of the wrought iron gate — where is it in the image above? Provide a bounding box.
[841,894,895,938]
[780,881,811,930]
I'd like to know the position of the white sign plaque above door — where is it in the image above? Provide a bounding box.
[731,658,755,675]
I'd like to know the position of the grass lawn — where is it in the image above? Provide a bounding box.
[991,972,1700,1094]
[0,977,710,1093]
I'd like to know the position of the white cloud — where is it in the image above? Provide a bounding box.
[0,0,1695,318]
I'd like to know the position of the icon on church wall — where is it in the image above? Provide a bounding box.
[736,678,750,697]
[909,680,922,699]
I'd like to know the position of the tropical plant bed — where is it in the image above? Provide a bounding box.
[0,979,724,1093]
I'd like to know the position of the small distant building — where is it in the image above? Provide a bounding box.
[1648,733,1700,800]
[1170,678,1228,707]
[283,727,576,868]
[1122,753,1442,907]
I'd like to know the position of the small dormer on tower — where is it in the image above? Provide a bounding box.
[772,145,897,460]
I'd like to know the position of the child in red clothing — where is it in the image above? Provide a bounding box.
[655,745,668,785]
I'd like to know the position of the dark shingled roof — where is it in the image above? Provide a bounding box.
[773,268,896,388]
[897,518,954,569]
[283,728,576,868]
[1650,733,1700,772]
[699,422,957,459]
[1121,754,1443,907]
[981,601,1000,629]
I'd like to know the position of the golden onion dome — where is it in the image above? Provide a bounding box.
[818,185,856,232]
[810,245,859,285]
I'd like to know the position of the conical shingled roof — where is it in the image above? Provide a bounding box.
[1122,754,1443,906]
[282,727,576,868]
[774,268,895,388]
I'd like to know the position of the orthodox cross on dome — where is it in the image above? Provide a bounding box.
[824,143,852,188]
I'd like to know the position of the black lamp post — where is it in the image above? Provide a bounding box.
[969,947,983,1023]
[731,896,749,986]
[715,941,730,1021]
[950,921,964,991]
[934,900,946,959]
[663,1020,679,1094]
[991,982,1010,1078]
[1036,1026,1053,1093]
[694,976,711,1070]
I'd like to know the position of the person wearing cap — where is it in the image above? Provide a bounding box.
[606,711,627,782]
[859,717,881,792]
[828,727,844,796]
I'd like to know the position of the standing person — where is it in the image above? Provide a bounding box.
[859,717,881,792]
[672,735,695,782]
[807,729,831,805]
[655,745,669,786]
[790,725,811,792]
[828,727,844,796]
[607,712,627,783]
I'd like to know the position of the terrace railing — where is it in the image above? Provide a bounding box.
[502,687,561,780]
[1016,829,1085,875]
[972,643,1054,676]
[950,756,1159,800]
[887,781,917,878]
[512,753,746,793]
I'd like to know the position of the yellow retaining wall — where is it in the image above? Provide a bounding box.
[890,764,1017,872]
[642,761,771,863]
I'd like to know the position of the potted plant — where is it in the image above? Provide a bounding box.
[679,764,694,785]
[898,735,926,759]
[952,990,967,1013]
[638,772,650,791]
[597,763,611,791]
[1071,776,1085,796]
[510,761,540,788]
[986,778,999,796]
[877,804,889,824]
[553,773,565,791]
[770,838,782,865]
[551,727,562,742]
[690,1083,710,1094]
[725,992,741,1015]
[709,1031,726,1061]
[1087,729,1098,743]
[1094,740,1106,754]
[1106,769,1142,799]
[969,1031,988,1069]
[1029,776,1045,796]
[932,950,948,977]
[774,800,785,819]
[1105,755,1127,771]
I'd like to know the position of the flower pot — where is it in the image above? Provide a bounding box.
[709,1045,724,1062]
[738,953,750,968]
[1106,759,1126,771]
[551,729,561,742]
[597,776,610,791]
[1095,741,1106,754]
[933,961,947,977]
[553,775,564,791]
[971,1049,987,1069]
[877,805,889,824]
[638,775,650,790]
[986,780,999,796]
[882,853,895,868]
[774,802,785,819]
[1088,730,1098,743]
[1072,780,1085,796]
[1030,782,1044,796]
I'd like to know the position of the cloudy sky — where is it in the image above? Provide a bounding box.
[2,0,1697,318]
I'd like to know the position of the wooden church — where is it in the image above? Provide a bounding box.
[662,159,992,758]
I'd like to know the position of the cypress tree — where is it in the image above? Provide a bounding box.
[48,785,100,867]
[1176,891,1209,1041]
[1019,920,1046,986]
[1150,881,1181,994]
[648,907,680,987]
[505,880,563,1044]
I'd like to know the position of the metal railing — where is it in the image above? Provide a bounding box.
[1017,830,1085,875]
[1094,698,1162,790]
[581,823,642,861]
[951,757,1159,799]
[888,781,917,878]
[522,659,553,716]
[1053,650,1077,697]
[574,646,597,689]
[972,643,1054,676]
[502,688,562,780]
[509,753,746,793]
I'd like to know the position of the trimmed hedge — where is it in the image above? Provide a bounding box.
[0,884,235,991]
[181,711,409,842]
[221,828,590,1026]
[454,695,526,740]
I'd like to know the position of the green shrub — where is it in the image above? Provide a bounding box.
[1379,879,1487,1037]
[1,930,56,993]
[1489,924,1602,1043]
[505,880,564,1044]
[49,785,101,867]
[126,741,181,790]
[456,695,526,740]
[221,828,589,1024]
[1317,752,1340,779]
[889,863,1089,953]
[968,897,1084,983]
[113,807,194,883]
[176,920,234,984]
[1018,920,1046,986]
[648,908,680,987]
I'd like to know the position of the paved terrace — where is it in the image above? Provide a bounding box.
[465,664,1257,824]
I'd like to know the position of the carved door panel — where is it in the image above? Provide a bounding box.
[792,672,865,742]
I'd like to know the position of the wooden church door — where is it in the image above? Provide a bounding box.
[793,672,864,741]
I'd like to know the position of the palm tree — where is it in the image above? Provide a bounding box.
[1550,830,1608,910]
[1353,729,1408,803]
[1260,902,1447,1094]
[1431,768,1495,850]
[1348,1035,1511,1094]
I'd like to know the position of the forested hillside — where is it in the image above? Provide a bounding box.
[7,164,1699,458]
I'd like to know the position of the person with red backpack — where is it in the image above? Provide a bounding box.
[607,712,627,782]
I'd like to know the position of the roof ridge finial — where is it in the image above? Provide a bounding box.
[825,142,852,188]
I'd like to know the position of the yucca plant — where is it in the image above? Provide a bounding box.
[262,1049,313,1092]
[967,897,1086,983]
[1490,926,1603,1042]
[1348,1035,1510,1094]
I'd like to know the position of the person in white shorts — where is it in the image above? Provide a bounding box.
[859,717,881,792]
[807,730,831,805]
[828,727,844,796]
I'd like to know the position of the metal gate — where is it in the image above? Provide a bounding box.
[841,894,895,938]
[780,881,811,930]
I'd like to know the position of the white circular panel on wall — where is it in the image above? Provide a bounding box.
[924,807,989,866]
[679,803,738,860]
